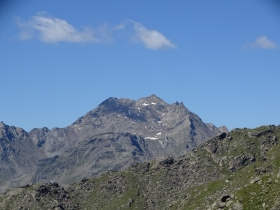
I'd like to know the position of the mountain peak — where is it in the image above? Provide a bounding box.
[143,94,163,100]
[0,121,8,130]
[137,94,167,106]
[0,121,5,127]
[0,95,224,194]
[147,94,161,99]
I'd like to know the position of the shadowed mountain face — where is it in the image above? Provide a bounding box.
[0,95,226,193]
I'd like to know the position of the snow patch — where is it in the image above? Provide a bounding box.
[146,137,158,140]
[156,132,161,136]
[159,140,164,148]
[151,102,156,105]
[142,103,149,106]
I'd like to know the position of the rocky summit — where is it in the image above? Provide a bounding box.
[0,95,225,193]
[1,125,280,210]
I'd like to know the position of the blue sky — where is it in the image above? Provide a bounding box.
[1,0,280,131]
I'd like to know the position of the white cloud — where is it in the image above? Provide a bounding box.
[255,36,277,49]
[129,20,176,50]
[244,35,277,50]
[18,12,105,43]
[17,13,176,50]
[112,22,126,31]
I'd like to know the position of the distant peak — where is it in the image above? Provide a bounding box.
[173,101,184,105]
[0,121,6,128]
[150,94,158,97]
[99,97,119,106]
[105,97,118,102]
[218,126,229,133]
[0,121,10,129]
[147,94,162,100]
[172,101,186,108]
[138,94,166,103]
[108,97,118,100]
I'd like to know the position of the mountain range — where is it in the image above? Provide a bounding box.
[0,94,226,193]
[1,125,279,209]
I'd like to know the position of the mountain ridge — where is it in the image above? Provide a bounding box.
[0,94,226,193]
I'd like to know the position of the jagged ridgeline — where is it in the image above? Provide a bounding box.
[1,125,280,209]
[0,95,225,194]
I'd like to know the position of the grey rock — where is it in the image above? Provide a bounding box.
[232,202,243,210]
[218,126,229,133]
[250,176,261,184]
[228,155,256,172]
[221,195,231,202]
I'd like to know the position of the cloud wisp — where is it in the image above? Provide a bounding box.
[17,12,176,50]
[128,20,176,50]
[244,35,277,50]
[18,12,108,43]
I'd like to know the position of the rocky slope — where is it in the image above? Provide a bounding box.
[32,133,153,185]
[1,125,280,210]
[0,95,225,193]
[0,122,46,192]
